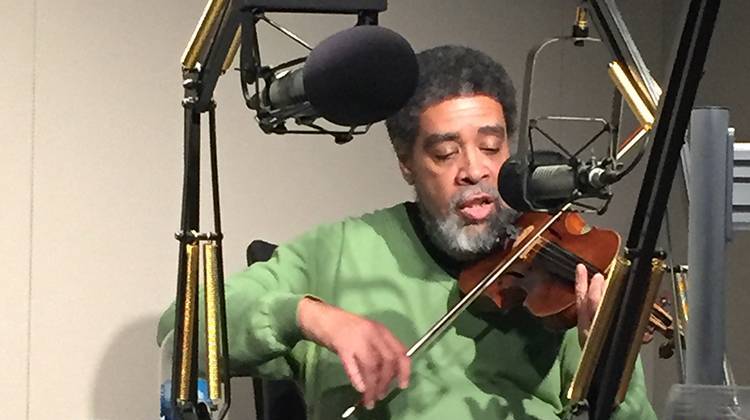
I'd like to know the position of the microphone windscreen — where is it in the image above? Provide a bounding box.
[303,25,418,126]
[499,151,576,212]
[498,156,533,212]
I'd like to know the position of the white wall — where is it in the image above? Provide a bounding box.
[4,1,736,419]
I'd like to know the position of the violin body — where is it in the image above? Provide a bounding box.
[459,211,621,330]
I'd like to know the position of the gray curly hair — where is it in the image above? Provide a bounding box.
[385,45,517,160]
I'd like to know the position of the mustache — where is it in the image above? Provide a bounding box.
[449,183,501,208]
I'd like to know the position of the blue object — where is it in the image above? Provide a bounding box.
[160,378,211,420]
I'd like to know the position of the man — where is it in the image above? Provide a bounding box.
[158,45,656,419]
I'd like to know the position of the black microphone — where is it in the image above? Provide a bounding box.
[498,151,618,212]
[250,25,418,127]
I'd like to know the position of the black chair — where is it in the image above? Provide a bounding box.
[246,240,308,420]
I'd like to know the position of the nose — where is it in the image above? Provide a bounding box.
[457,148,491,185]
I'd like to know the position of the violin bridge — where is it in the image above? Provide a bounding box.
[513,225,538,260]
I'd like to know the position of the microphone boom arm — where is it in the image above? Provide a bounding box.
[567,1,721,418]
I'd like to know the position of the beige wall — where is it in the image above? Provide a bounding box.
[4,1,746,419]
[1,3,35,420]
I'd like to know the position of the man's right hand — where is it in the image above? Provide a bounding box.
[297,297,411,410]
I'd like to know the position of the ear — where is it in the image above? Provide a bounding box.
[398,158,415,185]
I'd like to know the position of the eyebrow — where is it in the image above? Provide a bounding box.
[422,124,507,150]
[478,124,507,138]
[422,132,460,150]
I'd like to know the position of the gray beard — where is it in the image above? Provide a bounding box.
[415,183,519,262]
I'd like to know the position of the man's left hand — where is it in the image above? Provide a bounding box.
[574,263,606,347]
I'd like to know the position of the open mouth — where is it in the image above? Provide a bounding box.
[457,194,495,222]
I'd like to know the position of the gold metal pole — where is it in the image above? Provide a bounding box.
[203,241,223,401]
[674,268,690,326]
[615,258,666,404]
[182,0,230,70]
[616,127,648,160]
[567,256,631,402]
[575,6,589,32]
[608,61,656,130]
[178,242,201,401]
[221,27,242,73]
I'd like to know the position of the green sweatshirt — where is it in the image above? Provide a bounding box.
[157,203,656,420]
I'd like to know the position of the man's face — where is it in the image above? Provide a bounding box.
[399,95,513,258]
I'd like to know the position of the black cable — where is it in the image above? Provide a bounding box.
[613,135,648,182]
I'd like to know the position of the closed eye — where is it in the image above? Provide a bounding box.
[430,141,459,161]
[435,151,457,161]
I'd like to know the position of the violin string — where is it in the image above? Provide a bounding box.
[534,246,580,280]
[520,236,600,281]
[530,235,600,273]
[541,246,600,280]
[515,239,579,276]
[540,241,599,274]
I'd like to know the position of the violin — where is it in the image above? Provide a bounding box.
[459,211,620,330]
[458,211,679,341]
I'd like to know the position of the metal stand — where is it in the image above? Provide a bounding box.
[686,107,731,385]
[169,2,389,419]
[587,1,720,418]
[171,102,231,420]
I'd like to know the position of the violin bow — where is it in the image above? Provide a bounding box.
[341,206,572,418]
